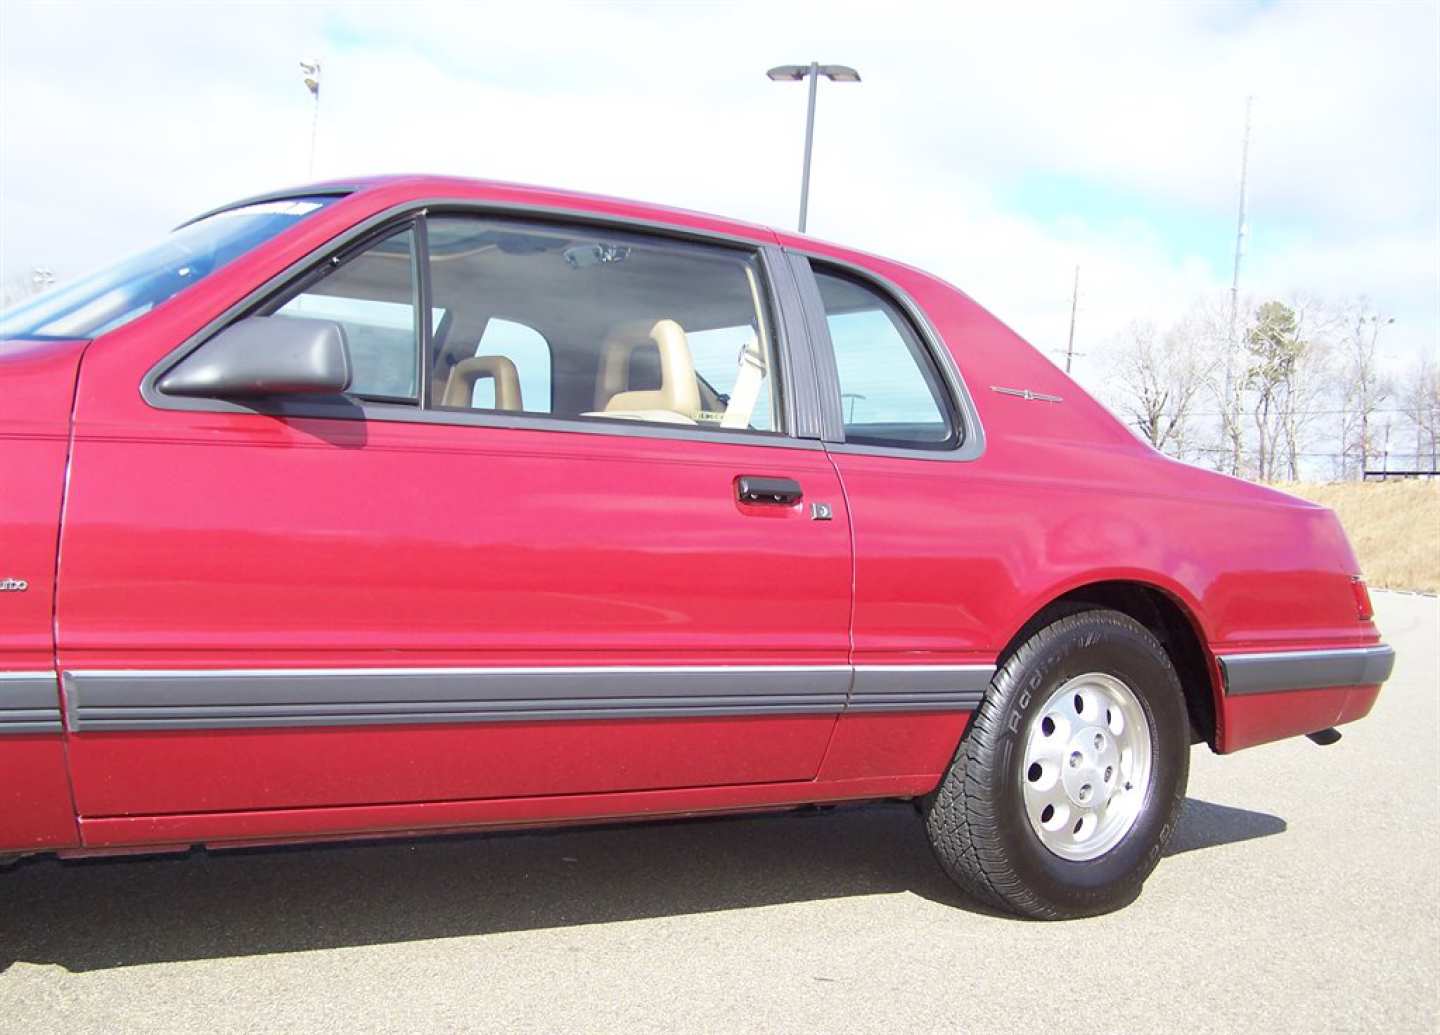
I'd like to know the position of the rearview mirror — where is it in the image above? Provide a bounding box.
[158,316,353,398]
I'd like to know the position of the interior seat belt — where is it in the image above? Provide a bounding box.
[720,339,766,430]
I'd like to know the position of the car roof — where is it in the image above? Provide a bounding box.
[185,174,783,244]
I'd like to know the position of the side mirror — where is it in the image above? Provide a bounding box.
[158,315,353,398]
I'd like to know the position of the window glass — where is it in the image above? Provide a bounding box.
[460,318,552,412]
[425,216,779,433]
[688,324,774,433]
[0,196,336,342]
[815,269,957,450]
[271,228,419,401]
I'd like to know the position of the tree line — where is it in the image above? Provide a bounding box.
[1103,295,1438,482]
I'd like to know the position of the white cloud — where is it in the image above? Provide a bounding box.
[2,0,1435,383]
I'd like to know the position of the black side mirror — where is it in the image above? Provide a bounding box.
[158,316,353,398]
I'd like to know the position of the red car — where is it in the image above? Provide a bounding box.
[1,176,1393,918]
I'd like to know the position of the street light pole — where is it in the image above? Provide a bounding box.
[799,63,819,233]
[300,59,322,178]
[767,63,861,233]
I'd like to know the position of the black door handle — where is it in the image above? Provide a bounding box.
[736,475,803,505]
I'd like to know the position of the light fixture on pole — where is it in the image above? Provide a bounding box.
[300,58,322,177]
[767,62,860,233]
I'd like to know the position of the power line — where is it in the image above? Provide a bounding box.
[1154,406,1429,419]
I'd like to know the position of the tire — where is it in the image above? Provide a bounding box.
[924,608,1190,919]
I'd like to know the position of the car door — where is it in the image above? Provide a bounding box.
[784,252,997,718]
[56,210,853,824]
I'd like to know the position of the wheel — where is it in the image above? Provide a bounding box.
[924,608,1190,919]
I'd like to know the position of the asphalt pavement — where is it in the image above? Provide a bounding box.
[1,592,1435,1033]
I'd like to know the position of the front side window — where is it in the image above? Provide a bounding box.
[424,216,780,433]
[445,317,552,413]
[265,226,421,401]
[1,197,337,342]
[815,268,958,450]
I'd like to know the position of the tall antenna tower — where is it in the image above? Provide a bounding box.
[1223,96,1254,475]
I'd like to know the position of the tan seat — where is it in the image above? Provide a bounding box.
[588,319,701,424]
[441,355,523,411]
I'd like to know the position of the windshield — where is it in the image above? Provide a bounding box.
[0,196,338,341]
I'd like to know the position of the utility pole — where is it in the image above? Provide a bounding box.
[1224,96,1254,476]
[1063,265,1081,374]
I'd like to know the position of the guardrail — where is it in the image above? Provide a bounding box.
[1363,469,1439,481]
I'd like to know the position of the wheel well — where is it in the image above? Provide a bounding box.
[999,581,1218,748]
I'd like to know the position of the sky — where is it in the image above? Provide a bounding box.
[1,0,1436,397]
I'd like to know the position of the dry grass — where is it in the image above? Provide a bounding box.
[1271,480,1440,594]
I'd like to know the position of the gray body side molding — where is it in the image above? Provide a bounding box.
[1218,645,1395,696]
[0,672,63,734]
[848,665,992,712]
[61,665,996,732]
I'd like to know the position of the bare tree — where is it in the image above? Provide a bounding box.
[1186,292,1252,476]
[1108,317,1214,458]
[1399,354,1440,472]
[1338,299,1396,478]
[1273,295,1341,480]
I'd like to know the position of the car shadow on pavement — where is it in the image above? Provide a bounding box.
[0,796,1284,973]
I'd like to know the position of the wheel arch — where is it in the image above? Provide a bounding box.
[996,577,1221,750]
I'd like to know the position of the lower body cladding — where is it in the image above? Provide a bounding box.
[48,664,991,851]
[1215,644,1394,752]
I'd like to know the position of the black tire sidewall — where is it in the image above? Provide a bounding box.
[984,613,1189,914]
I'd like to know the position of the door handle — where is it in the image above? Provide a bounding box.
[736,475,803,506]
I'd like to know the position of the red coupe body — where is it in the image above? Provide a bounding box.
[0,176,1390,859]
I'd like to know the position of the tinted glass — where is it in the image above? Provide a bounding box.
[0,197,335,341]
[815,269,957,450]
[424,216,779,433]
[268,227,420,401]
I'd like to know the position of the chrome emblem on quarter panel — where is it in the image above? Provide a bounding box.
[0,578,28,592]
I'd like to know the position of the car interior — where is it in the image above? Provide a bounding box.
[271,217,781,433]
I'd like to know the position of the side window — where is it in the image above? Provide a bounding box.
[814,268,958,450]
[455,318,552,413]
[424,215,780,433]
[269,227,420,401]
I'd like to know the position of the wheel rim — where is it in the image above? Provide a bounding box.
[1021,672,1154,862]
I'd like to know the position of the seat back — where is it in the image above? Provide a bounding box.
[594,319,701,421]
[441,355,524,411]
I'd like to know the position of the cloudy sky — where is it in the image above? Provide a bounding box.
[1,0,1436,389]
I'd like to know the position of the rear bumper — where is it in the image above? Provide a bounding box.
[1218,644,1395,696]
[1214,644,1395,753]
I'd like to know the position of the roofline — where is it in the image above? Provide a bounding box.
[174,184,362,230]
[174,174,786,241]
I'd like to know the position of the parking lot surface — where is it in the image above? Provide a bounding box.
[1,592,1435,1033]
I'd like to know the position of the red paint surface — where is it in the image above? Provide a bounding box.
[1219,684,1382,753]
[69,717,839,817]
[0,176,1388,856]
[816,711,970,782]
[0,735,81,849]
[0,340,84,850]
